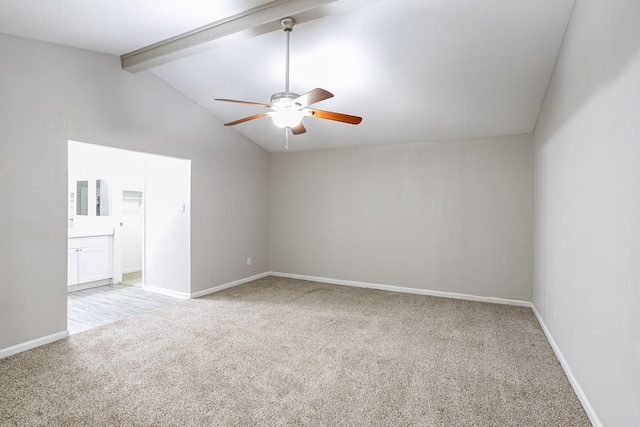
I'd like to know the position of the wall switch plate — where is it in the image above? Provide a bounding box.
[247,257,252,266]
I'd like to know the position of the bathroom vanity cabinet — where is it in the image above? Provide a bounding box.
[67,234,113,290]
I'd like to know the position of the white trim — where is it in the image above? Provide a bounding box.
[142,285,191,300]
[269,272,532,307]
[144,272,272,300]
[67,278,112,292]
[190,272,271,298]
[0,273,269,359]
[122,268,142,274]
[531,307,603,427]
[0,331,69,360]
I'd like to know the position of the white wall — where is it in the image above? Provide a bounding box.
[532,0,640,425]
[68,141,132,234]
[270,134,534,301]
[0,33,269,352]
[121,190,144,274]
[144,155,191,295]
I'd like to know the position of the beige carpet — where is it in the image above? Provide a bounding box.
[121,270,143,287]
[0,276,590,426]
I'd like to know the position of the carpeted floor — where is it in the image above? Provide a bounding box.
[121,270,143,287]
[0,276,590,426]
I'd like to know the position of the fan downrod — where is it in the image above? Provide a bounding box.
[213,14,362,142]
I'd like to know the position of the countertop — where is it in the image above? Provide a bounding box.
[68,229,115,238]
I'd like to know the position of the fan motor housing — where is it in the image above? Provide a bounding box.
[270,92,300,107]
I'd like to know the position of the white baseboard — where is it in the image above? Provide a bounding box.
[0,330,69,360]
[269,272,532,307]
[67,278,111,293]
[190,272,271,298]
[531,307,602,427]
[142,285,191,300]
[0,272,271,359]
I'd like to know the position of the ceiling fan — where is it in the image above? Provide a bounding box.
[215,17,362,148]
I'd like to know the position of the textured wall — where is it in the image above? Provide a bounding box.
[0,33,269,351]
[270,134,534,301]
[533,0,640,424]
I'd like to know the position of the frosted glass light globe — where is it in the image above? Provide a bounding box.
[270,98,304,128]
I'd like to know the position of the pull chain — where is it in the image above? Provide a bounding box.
[285,127,290,150]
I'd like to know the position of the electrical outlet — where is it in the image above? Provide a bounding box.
[247,257,252,266]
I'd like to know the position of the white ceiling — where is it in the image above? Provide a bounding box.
[0,0,575,153]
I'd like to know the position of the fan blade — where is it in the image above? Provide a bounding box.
[290,122,307,135]
[215,98,270,108]
[294,88,334,108]
[308,109,362,125]
[224,112,269,126]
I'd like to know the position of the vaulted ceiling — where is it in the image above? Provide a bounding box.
[0,0,575,152]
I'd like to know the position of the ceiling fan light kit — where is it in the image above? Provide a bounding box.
[268,92,307,128]
[215,17,362,149]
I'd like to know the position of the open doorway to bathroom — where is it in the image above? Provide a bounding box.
[121,189,144,286]
[67,140,191,334]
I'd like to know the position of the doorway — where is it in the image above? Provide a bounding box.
[121,189,144,286]
[67,140,191,333]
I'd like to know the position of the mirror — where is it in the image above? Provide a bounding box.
[96,179,110,216]
[76,181,88,215]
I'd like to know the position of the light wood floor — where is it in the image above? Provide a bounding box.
[67,284,181,335]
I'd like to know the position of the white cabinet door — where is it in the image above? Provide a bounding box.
[78,245,111,283]
[67,249,79,286]
[68,235,113,286]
